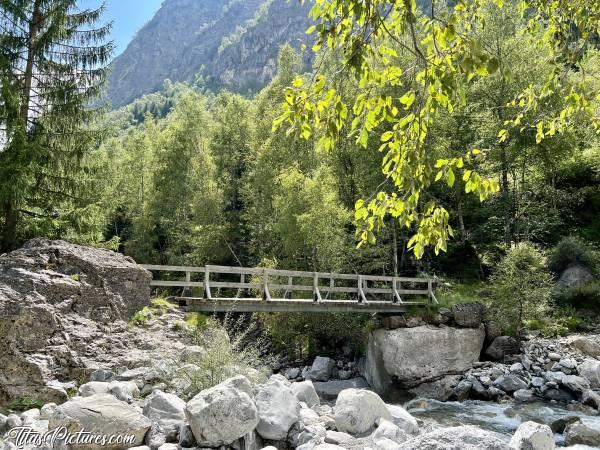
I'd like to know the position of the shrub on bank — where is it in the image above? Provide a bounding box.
[258,312,374,360]
[488,242,553,334]
[159,315,272,398]
[553,281,600,311]
[549,236,599,276]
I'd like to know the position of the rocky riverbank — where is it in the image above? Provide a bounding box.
[0,369,588,449]
[1,240,600,449]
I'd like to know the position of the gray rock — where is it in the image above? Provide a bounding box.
[286,368,301,380]
[338,370,352,380]
[565,418,600,447]
[557,264,593,289]
[453,379,473,401]
[255,377,300,440]
[548,352,561,361]
[185,376,259,447]
[386,404,419,434]
[371,419,409,444]
[494,374,528,393]
[312,378,369,400]
[562,375,591,394]
[90,369,115,382]
[408,375,462,401]
[509,421,555,450]
[118,367,153,381]
[109,380,140,403]
[324,430,354,445]
[78,381,110,397]
[579,360,600,389]
[531,377,545,388]
[365,325,484,393]
[143,390,186,438]
[382,316,407,329]
[290,380,320,407]
[513,389,535,402]
[485,336,520,361]
[569,337,600,358]
[334,389,391,434]
[484,321,502,343]
[179,424,196,448]
[0,239,151,404]
[451,303,485,328]
[543,388,576,402]
[582,389,600,409]
[310,357,336,382]
[400,425,511,449]
[49,394,151,449]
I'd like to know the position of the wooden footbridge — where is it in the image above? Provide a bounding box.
[141,265,437,313]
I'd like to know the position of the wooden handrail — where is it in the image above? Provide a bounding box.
[141,264,437,310]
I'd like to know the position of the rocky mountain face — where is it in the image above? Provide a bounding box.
[106,0,314,108]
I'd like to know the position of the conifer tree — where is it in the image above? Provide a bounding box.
[0,0,112,251]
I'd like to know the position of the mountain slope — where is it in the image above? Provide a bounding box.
[106,0,313,108]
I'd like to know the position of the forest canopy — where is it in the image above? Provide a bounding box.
[0,0,598,286]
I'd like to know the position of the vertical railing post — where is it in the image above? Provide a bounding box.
[204,267,212,300]
[263,269,271,301]
[358,275,367,304]
[313,272,322,302]
[392,277,402,304]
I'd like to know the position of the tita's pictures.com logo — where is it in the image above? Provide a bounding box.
[6,426,138,448]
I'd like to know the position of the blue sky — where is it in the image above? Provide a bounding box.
[81,0,164,56]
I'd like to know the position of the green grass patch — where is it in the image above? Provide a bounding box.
[435,280,489,308]
[129,297,178,327]
[7,397,45,412]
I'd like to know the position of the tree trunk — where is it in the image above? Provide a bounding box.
[392,219,398,277]
[500,146,512,245]
[455,181,466,243]
[1,2,43,252]
[1,202,17,253]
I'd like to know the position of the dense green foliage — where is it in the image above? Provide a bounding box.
[1,1,599,344]
[0,0,113,252]
[488,242,553,333]
[277,0,599,258]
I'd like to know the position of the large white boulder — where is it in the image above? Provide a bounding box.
[334,389,391,435]
[386,404,419,434]
[291,381,320,407]
[255,377,301,440]
[49,394,151,449]
[579,360,600,389]
[142,390,186,437]
[401,425,511,449]
[365,325,485,393]
[509,421,555,450]
[185,376,259,447]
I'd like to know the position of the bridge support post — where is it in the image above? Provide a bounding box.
[262,269,272,301]
[204,268,212,300]
[392,277,402,304]
[313,272,322,302]
[358,275,368,304]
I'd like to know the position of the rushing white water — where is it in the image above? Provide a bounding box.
[405,399,600,446]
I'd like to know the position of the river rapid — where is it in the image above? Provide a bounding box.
[406,398,600,448]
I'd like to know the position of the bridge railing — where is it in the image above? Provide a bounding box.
[140,264,438,306]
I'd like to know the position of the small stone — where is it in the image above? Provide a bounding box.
[510,363,524,372]
[513,389,535,403]
[548,353,561,361]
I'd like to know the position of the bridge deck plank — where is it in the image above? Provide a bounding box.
[178,298,415,313]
